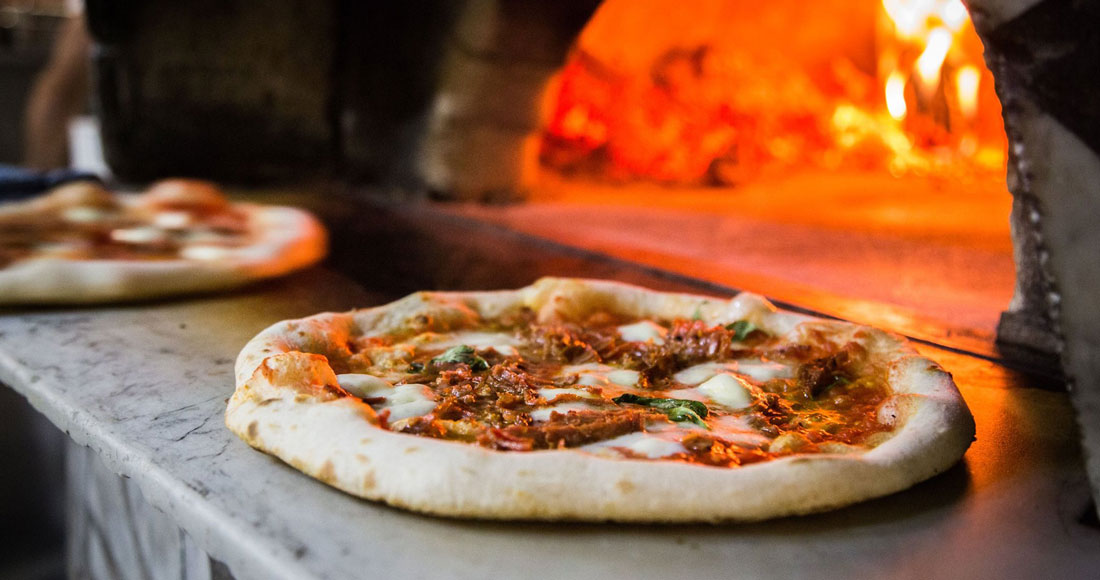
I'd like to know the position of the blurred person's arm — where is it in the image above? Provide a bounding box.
[23,13,90,169]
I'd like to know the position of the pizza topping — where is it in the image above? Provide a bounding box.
[767,431,816,453]
[678,432,772,467]
[696,373,754,409]
[335,373,393,398]
[562,363,611,385]
[429,331,521,354]
[795,343,863,399]
[581,430,687,459]
[337,373,438,422]
[527,324,605,364]
[109,226,171,245]
[0,180,262,268]
[663,319,736,365]
[673,362,735,385]
[607,369,640,385]
[730,359,793,382]
[380,384,438,421]
[334,310,893,466]
[725,319,758,341]
[179,245,233,261]
[616,320,667,344]
[538,387,600,401]
[478,409,656,451]
[612,394,710,428]
[152,210,195,230]
[672,359,793,386]
[530,401,599,421]
[431,345,490,371]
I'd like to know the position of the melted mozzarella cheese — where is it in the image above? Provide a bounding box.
[153,210,194,229]
[336,374,437,420]
[733,359,792,382]
[110,226,169,244]
[707,415,772,446]
[606,369,640,386]
[673,362,736,386]
[576,374,607,387]
[561,363,612,386]
[180,245,232,261]
[429,331,519,356]
[538,387,598,402]
[616,320,667,344]
[182,230,235,244]
[697,373,754,409]
[336,373,392,397]
[560,364,638,388]
[384,384,437,420]
[674,359,793,386]
[581,432,685,458]
[530,401,596,422]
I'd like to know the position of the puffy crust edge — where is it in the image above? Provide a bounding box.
[227,278,975,522]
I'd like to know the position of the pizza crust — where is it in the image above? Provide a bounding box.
[0,183,326,304]
[226,278,975,522]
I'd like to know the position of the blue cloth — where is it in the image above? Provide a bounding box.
[0,165,102,202]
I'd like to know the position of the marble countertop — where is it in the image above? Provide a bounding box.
[1,267,1098,579]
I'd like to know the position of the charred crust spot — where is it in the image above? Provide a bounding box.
[362,471,377,491]
[616,480,636,493]
[247,421,259,439]
[318,460,336,483]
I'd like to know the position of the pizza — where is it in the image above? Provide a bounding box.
[0,179,326,304]
[226,278,974,522]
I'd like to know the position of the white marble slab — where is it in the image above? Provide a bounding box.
[1,267,1098,580]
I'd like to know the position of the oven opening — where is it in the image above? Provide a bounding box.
[539,0,1005,188]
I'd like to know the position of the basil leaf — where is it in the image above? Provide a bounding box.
[725,320,757,341]
[408,362,424,373]
[613,393,709,427]
[666,406,709,429]
[430,345,490,371]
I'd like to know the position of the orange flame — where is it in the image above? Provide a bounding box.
[539,0,1004,185]
[885,72,908,120]
[955,65,981,120]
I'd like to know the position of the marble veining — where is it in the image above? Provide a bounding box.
[0,268,1098,580]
